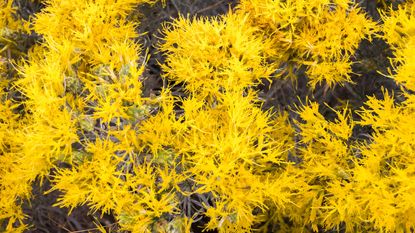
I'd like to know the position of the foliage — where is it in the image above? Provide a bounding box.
[237,0,377,88]
[1,0,415,232]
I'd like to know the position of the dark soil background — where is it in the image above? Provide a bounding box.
[9,0,402,232]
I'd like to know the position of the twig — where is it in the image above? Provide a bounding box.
[195,0,227,14]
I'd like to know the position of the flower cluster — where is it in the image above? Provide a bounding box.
[237,0,377,88]
[1,0,415,232]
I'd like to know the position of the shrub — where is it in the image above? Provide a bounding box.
[1,0,415,232]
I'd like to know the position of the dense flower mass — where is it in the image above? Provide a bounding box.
[1,0,415,232]
[237,0,377,88]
